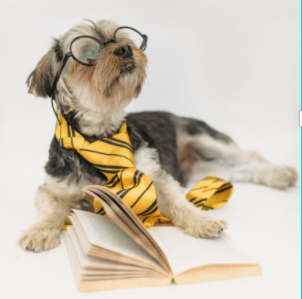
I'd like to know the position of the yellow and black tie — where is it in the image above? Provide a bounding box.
[55,111,233,228]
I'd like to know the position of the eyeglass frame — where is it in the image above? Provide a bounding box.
[50,26,148,124]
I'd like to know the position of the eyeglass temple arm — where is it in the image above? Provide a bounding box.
[50,52,73,124]
[140,34,148,51]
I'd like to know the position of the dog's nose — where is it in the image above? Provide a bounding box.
[114,44,133,59]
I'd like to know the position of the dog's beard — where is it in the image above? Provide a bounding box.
[120,59,136,75]
[89,50,145,103]
[66,59,144,114]
[94,53,136,91]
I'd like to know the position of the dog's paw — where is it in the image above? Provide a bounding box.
[265,165,298,190]
[19,227,61,252]
[183,216,227,238]
[287,166,299,187]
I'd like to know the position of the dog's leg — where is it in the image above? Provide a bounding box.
[19,175,89,252]
[179,131,298,190]
[134,145,227,237]
[228,151,298,189]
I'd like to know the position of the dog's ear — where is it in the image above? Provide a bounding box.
[26,40,74,114]
[26,49,55,98]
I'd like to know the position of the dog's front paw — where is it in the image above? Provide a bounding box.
[183,216,227,238]
[19,227,61,252]
[266,165,298,190]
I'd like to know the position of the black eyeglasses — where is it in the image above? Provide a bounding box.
[50,26,148,124]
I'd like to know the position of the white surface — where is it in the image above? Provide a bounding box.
[0,0,300,298]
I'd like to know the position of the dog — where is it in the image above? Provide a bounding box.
[19,20,298,252]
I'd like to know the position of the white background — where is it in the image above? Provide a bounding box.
[0,0,300,298]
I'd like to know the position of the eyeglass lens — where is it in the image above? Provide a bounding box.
[70,37,103,66]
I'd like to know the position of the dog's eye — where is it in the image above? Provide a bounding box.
[71,37,103,65]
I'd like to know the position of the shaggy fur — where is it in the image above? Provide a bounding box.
[20,20,298,252]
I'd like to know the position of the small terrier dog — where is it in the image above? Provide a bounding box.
[20,20,298,252]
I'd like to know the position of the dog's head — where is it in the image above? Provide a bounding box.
[27,20,148,126]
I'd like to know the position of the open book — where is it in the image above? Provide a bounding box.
[65,185,262,292]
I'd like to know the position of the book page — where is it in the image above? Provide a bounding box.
[82,186,172,274]
[72,209,159,267]
[67,226,151,272]
[148,226,257,276]
[66,229,163,278]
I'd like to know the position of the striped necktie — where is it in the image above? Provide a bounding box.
[55,111,233,228]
